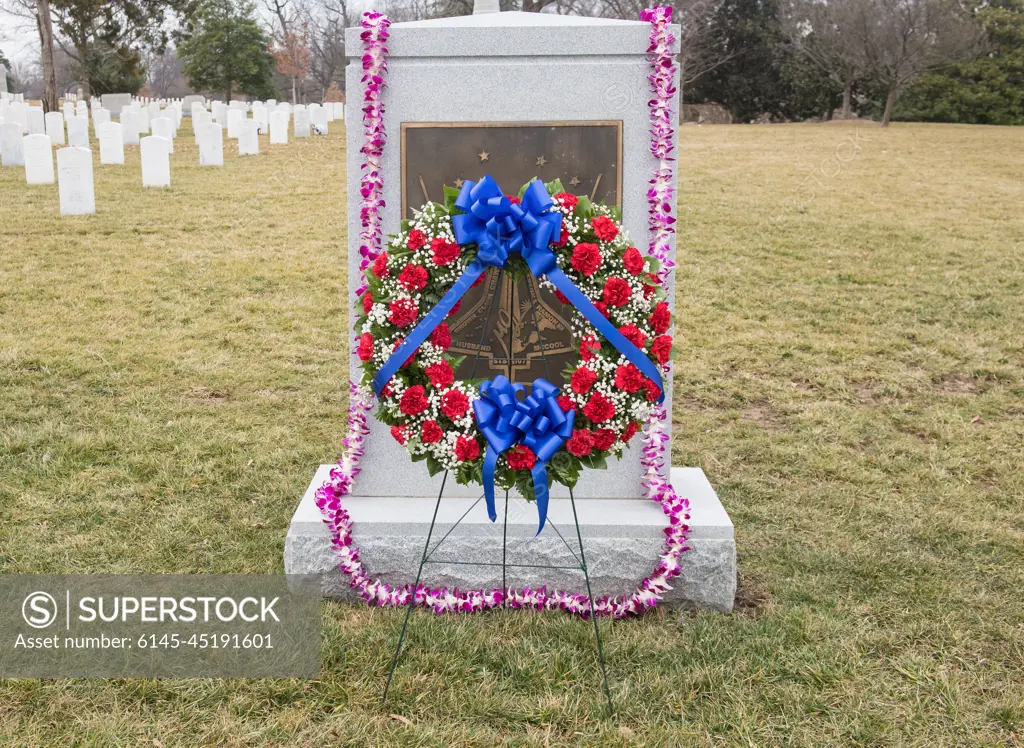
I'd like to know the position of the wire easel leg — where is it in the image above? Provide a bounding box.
[382,471,448,702]
[502,488,509,608]
[569,486,614,717]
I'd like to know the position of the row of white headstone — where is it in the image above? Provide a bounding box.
[2,92,344,214]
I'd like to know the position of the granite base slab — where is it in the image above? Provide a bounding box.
[284,465,736,612]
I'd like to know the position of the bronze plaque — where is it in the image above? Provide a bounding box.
[401,121,623,385]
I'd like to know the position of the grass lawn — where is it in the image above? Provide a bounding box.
[1,120,1022,746]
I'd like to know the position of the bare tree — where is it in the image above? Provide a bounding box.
[34,0,58,110]
[780,0,870,119]
[145,45,187,97]
[862,0,983,126]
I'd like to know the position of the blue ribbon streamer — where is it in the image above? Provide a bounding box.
[371,176,665,405]
[473,376,575,534]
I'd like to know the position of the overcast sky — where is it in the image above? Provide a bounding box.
[1,11,39,66]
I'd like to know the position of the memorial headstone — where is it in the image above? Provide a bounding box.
[67,115,89,147]
[98,122,124,165]
[198,122,223,166]
[45,111,65,146]
[333,102,345,121]
[238,119,259,155]
[101,93,133,117]
[120,110,141,145]
[76,100,88,117]
[57,146,95,215]
[309,104,328,135]
[63,101,75,120]
[138,105,150,134]
[93,108,110,129]
[226,109,243,139]
[0,122,24,166]
[211,101,227,124]
[140,135,170,187]
[269,111,288,145]
[26,107,45,135]
[293,108,311,138]
[152,117,175,153]
[285,11,734,614]
[23,133,55,184]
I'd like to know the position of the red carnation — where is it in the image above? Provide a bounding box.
[649,302,671,335]
[622,246,645,276]
[506,444,536,471]
[642,273,659,299]
[591,215,619,242]
[571,243,602,276]
[603,277,632,307]
[407,229,427,251]
[425,361,454,388]
[372,252,390,278]
[357,333,374,362]
[571,367,598,394]
[592,428,617,451]
[421,420,443,444]
[381,381,395,398]
[593,301,610,319]
[448,300,462,317]
[554,192,579,211]
[431,237,461,266]
[618,324,647,350]
[644,378,661,403]
[398,264,428,292]
[651,335,673,365]
[441,389,470,420]
[471,273,486,288]
[399,385,429,416]
[362,291,374,314]
[507,194,522,205]
[565,429,594,457]
[390,424,408,445]
[389,298,419,327]
[580,335,600,362]
[583,392,616,423]
[455,435,480,462]
[554,288,570,304]
[430,322,451,350]
[621,421,639,443]
[554,227,570,248]
[614,363,645,393]
[556,395,574,412]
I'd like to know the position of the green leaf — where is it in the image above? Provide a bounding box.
[425,455,444,477]
[443,186,461,213]
[581,453,608,471]
[576,195,594,218]
[544,178,565,196]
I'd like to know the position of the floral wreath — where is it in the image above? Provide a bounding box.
[315,6,689,618]
[355,178,673,517]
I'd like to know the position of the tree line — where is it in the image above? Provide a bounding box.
[2,0,1021,126]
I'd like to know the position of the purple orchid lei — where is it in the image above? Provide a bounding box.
[639,6,678,284]
[355,10,391,297]
[313,8,690,619]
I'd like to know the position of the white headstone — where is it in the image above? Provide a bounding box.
[138,105,150,134]
[253,105,269,134]
[10,102,28,133]
[238,119,259,155]
[98,122,124,165]
[333,102,345,121]
[140,135,170,187]
[151,117,174,153]
[76,100,88,117]
[324,102,336,122]
[63,101,75,120]
[192,110,211,143]
[27,107,45,135]
[226,109,243,139]
[57,146,96,215]
[198,122,224,166]
[67,115,89,148]
[93,108,111,129]
[0,122,24,165]
[24,133,55,184]
[211,101,227,124]
[267,99,277,108]
[294,108,311,138]
[310,104,328,135]
[45,111,65,146]
[120,110,141,145]
[269,111,289,145]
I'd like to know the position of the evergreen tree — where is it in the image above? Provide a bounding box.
[177,0,277,101]
[895,0,1024,125]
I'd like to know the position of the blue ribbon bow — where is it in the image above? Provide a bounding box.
[474,376,575,534]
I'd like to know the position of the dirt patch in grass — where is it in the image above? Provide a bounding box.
[188,386,231,403]
[740,401,786,432]
[932,373,981,395]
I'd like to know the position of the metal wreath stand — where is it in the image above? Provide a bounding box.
[382,264,615,716]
